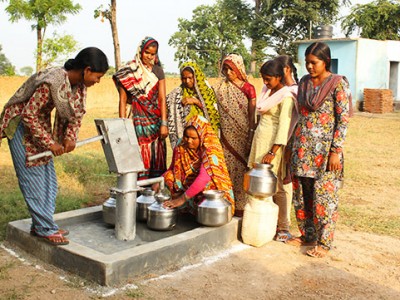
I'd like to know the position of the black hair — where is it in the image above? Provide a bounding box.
[275,55,299,84]
[305,42,331,71]
[64,47,109,73]
[259,60,285,83]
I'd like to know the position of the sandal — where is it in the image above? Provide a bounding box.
[274,230,292,242]
[306,246,329,258]
[30,228,69,237]
[285,236,317,247]
[36,233,69,246]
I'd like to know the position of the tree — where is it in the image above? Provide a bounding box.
[41,33,78,68]
[20,66,34,76]
[341,0,400,40]
[169,0,251,77]
[0,45,16,76]
[4,0,81,71]
[94,0,121,70]
[170,0,348,76]
[250,0,350,64]
[248,0,272,74]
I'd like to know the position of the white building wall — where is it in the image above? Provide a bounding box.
[297,38,400,104]
[386,40,400,100]
[356,39,388,101]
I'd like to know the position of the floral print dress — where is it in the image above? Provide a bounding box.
[291,77,351,250]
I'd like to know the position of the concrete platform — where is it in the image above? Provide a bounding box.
[5,206,239,286]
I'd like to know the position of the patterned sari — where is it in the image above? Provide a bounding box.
[113,37,166,179]
[213,54,256,214]
[167,61,220,148]
[163,115,235,215]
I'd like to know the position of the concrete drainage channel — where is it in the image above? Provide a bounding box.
[6,206,240,286]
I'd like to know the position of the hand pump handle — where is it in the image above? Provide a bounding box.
[27,135,104,161]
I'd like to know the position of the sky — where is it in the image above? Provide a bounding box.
[0,0,371,74]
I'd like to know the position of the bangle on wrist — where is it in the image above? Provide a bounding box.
[183,192,189,201]
[268,151,275,156]
[160,120,168,127]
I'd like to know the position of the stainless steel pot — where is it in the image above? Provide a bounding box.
[102,190,117,225]
[136,188,156,222]
[243,163,277,198]
[147,192,177,231]
[197,190,232,227]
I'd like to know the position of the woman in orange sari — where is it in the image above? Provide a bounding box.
[162,115,235,215]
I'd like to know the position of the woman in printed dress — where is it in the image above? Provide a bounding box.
[156,115,235,216]
[0,47,109,245]
[248,59,296,242]
[213,54,256,217]
[113,37,168,179]
[167,61,220,148]
[286,42,352,258]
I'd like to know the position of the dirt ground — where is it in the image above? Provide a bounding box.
[0,227,399,300]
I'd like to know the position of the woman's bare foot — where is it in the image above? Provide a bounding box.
[306,246,329,258]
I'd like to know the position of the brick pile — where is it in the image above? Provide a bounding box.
[363,89,393,113]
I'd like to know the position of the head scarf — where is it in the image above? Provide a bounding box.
[138,36,161,67]
[3,67,85,121]
[113,36,160,99]
[298,74,353,115]
[164,115,235,213]
[167,61,220,147]
[0,67,86,144]
[221,54,248,82]
[180,61,219,127]
[256,85,299,141]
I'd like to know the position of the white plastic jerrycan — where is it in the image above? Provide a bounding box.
[241,196,278,247]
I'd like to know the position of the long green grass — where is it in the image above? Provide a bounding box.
[0,147,116,240]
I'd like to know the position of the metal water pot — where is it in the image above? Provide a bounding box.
[197,190,233,227]
[147,191,177,231]
[103,189,117,225]
[136,188,156,222]
[243,163,277,198]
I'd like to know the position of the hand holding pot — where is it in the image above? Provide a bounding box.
[163,193,187,209]
[152,182,160,193]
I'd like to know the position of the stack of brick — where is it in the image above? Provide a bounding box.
[363,89,393,113]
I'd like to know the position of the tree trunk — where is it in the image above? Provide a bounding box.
[110,0,121,70]
[250,0,262,75]
[36,27,43,72]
